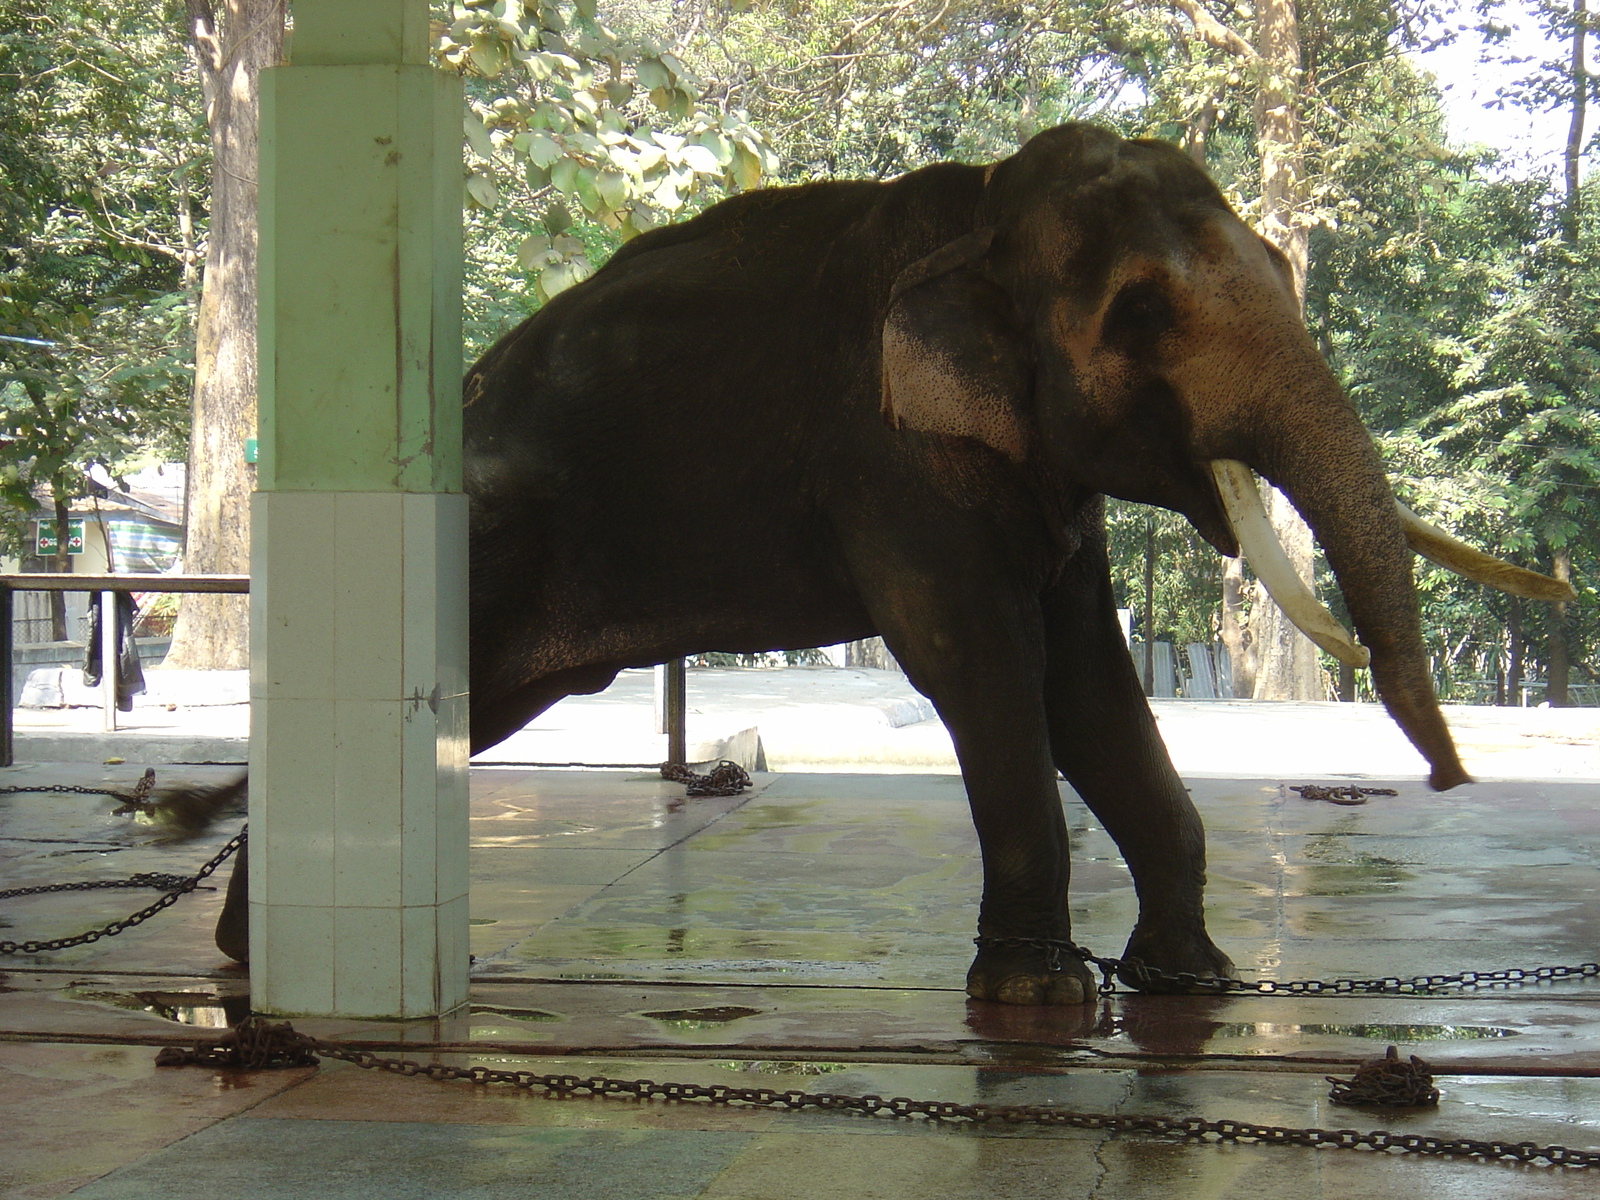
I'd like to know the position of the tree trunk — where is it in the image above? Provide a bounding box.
[1545,1,1585,706]
[49,490,71,641]
[1545,547,1572,706]
[1244,0,1321,701]
[1184,97,1217,166]
[1219,554,1253,696]
[1337,658,1355,702]
[845,638,900,671]
[1248,483,1323,700]
[163,0,284,669]
[1563,0,1588,246]
[1506,596,1525,706]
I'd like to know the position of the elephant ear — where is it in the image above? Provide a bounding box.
[881,229,1034,462]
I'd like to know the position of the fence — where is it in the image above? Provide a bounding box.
[9,589,56,645]
[1131,641,1233,699]
[0,574,249,768]
[0,575,701,771]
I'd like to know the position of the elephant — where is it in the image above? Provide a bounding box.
[211,122,1570,1000]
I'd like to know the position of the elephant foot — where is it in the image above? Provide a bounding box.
[966,937,1096,1005]
[214,840,249,964]
[1115,924,1234,994]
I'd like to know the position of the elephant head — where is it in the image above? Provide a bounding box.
[883,123,1572,790]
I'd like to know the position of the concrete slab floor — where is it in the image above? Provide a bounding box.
[3,764,1598,1197]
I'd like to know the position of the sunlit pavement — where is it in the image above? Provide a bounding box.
[12,664,1600,781]
[3,741,1598,1198]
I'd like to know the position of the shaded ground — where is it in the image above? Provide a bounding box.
[3,760,1598,1198]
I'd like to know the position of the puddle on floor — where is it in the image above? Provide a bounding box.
[641,1005,766,1031]
[717,1060,849,1076]
[66,988,250,1028]
[1206,1021,1520,1042]
[472,1004,563,1023]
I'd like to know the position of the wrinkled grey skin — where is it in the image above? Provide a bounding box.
[216,124,1466,1003]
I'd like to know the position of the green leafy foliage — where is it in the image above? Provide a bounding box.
[1,0,1591,697]
[0,1,200,553]
[658,1,1121,181]
[1316,168,1600,697]
[1106,503,1224,648]
[434,0,776,334]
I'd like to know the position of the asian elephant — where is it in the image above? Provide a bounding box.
[214,122,1570,1001]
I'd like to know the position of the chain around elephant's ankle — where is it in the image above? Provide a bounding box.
[973,935,1152,993]
[972,934,1089,976]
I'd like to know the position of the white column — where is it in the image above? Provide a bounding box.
[250,0,468,1018]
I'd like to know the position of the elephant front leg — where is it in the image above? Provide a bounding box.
[868,583,1096,1006]
[215,836,249,963]
[1040,547,1234,992]
[957,738,1095,1005]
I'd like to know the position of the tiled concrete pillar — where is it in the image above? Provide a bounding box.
[251,0,468,1017]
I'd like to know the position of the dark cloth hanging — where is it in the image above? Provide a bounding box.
[82,592,146,712]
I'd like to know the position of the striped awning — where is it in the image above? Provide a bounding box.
[103,518,182,574]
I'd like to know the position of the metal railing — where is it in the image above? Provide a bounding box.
[0,574,249,768]
[2,575,701,770]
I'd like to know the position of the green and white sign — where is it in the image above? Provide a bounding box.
[34,518,85,556]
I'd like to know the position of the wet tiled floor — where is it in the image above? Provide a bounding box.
[3,764,1598,1197]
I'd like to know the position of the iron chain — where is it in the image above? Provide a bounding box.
[14,767,1594,1166]
[0,872,197,900]
[156,1017,1598,1168]
[1326,1047,1441,1108]
[972,936,1600,997]
[660,760,752,797]
[0,768,158,812]
[1289,784,1398,805]
[0,826,245,956]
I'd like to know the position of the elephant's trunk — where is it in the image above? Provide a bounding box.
[1250,398,1470,792]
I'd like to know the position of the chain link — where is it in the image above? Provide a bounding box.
[0,826,245,955]
[0,872,197,900]
[154,1017,1596,1168]
[660,760,752,797]
[972,936,1600,997]
[1326,1047,1440,1108]
[1290,784,1398,805]
[0,768,158,812]
[9,769,1598,1166]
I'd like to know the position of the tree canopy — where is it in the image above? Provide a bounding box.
[0,1,197,555]
[1,0,1591,700]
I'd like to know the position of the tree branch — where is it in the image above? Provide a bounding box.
[1170,0,1259,63]
[184,0,222,76]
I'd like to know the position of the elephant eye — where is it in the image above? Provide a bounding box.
[1101,280,1175,351]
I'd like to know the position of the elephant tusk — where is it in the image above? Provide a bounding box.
[1210,460,1372,669]
[1394,502,1578,603]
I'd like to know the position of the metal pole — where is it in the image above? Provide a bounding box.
[100,590,117,733]
[1,584,13,767]
[665,657,687,765]
[653,662,667,734]
[1142,517,1156,696]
